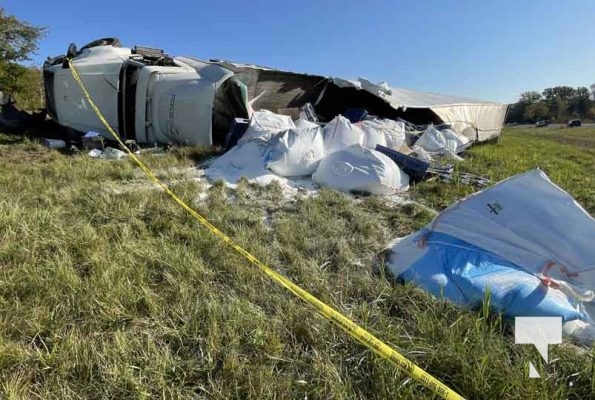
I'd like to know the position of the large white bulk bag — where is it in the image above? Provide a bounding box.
[415,125,447,152]
[358,119,407,150]
[239,110,296,144]
[295,118,319,130]
[323,115,364,154]
[265,121,325,177]
[312,145,409,195]
[359,120,388,149]
[379,119,406,149]
[415,125,469,154]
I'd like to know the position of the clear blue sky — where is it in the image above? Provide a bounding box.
[5,0,595,103]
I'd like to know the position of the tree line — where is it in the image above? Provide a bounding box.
[507,86,595,124]
[0,8,45,110]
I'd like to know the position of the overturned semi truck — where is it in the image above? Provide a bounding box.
[43,37,508,146]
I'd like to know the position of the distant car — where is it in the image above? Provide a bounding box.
[567,119,581,128]
[535,120,549,127]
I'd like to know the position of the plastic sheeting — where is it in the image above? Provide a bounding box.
[431,103,507,142]
[312,145,409,195]
[323,116,407,154]
[385,169,595,342]
[204,138,318,198]
[394,231,588,322]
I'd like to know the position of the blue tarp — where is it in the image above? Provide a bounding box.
[399,231,589,323]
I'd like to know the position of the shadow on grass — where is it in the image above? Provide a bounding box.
[0,133,27,145]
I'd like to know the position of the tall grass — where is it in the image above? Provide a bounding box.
[0,127,593,399]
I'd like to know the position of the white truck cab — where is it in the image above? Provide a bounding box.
[43,38,245,146]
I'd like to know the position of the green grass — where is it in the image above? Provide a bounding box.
[414,127,595,213]
[0,127,593,399]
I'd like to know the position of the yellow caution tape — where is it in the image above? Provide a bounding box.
[67,58,464,400]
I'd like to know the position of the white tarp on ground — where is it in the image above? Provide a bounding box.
[332,78,508,142]
[203,138,318,199]
[428,169,595,283]
[385,169,595,342]
[206,140,280,185]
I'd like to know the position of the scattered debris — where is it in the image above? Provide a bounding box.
[88,148,102,158]
[42,138,66,149]
[204,111,414,195]
[375,145,430,182]
[98,147,127,160]
[414,124,471,159]
[434,170,491,188]
[134,146,166,156]
[82,131,105,150]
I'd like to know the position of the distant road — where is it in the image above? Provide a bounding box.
[508,123,595,129]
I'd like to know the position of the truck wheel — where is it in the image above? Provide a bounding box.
[80,37,121,51]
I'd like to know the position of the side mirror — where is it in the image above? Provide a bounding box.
[66,43,77,59]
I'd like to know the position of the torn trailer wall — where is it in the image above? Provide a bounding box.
[223,62,446,126]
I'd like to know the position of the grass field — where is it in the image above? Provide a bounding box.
[0,126,593,399]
